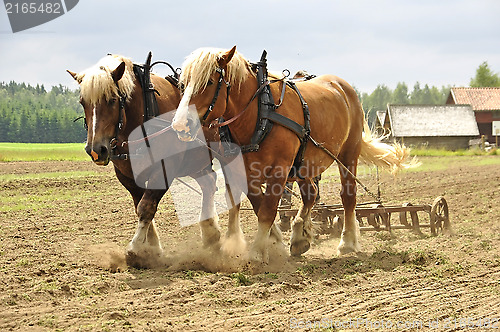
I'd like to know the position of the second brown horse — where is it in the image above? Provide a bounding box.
[172,46,415,262]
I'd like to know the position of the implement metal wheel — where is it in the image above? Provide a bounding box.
[430,196,450,235]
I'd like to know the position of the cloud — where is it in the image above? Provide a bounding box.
[1,0,499,93]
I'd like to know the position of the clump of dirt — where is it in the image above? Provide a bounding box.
[163,235,293,274]
[88,243,128,273]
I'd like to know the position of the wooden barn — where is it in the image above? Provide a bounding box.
[446,87,500,141]
[374,104,479,150]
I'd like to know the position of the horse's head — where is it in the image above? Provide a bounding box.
[172,46,249,141]
[68,55,135,165]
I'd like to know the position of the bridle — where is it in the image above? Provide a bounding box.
[201,67,275,130]
[74,89,126,151]
[201,67,231,124]
[108,87,127,152]
[75,53,180,161]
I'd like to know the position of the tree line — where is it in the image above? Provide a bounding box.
[0,81,86,143]
[358,82,451,125]
[358,61,500,124]
[0,62,498,143]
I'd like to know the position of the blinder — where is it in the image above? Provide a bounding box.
[201,67,231,123]
[72,89,125,136]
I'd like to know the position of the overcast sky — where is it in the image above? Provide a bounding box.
[1,0,499,93]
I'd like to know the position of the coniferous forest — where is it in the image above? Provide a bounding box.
[0,80,451,143]
[0,81,85,143]
[0,61,497,143]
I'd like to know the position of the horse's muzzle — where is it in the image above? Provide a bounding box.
[173,119,200,142]
[176,131,195,142]
[85,143,110,166]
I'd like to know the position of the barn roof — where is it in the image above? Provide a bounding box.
[387,104,479,137]
[448,87,500,111]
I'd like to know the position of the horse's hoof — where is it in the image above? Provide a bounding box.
[201,229,221,248]
[248,248,269,265]
[336,242,359,256]
[221,234,247,258]
[125,247,164,269]
[125,251,147,269]
[203,237,221,252]
[290,239,311,256]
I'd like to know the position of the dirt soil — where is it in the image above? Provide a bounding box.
[0,157,499,331]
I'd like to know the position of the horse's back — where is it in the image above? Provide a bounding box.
[293,74,364,171]
[300,74,359,108]
[298,74,363,137]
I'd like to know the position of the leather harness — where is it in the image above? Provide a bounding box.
[216,50,312,179]
[110,52,179,160]
[82,51,311,180]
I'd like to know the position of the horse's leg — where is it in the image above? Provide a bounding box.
[243,181,283,244]
[337,151,361,255]
[220,182,247,256]
[244,183,286,245]
[290,178,317,256]
[114,166,165,268]
[126,188,167,268]
[277,181,294,231]
[193,168,221,248]
[249,175,287,263]
[114,166,144,211]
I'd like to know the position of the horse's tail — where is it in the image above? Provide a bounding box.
[359,120,420,174]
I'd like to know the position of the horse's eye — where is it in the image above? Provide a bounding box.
[207,80,213,86]
[109,98,117,105]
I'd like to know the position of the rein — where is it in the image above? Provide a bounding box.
[118,122,173,149]
[208,79,270,129]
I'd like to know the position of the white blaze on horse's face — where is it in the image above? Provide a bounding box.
[172,85,193,132]
[91,106,97,146]
[172,85,200,142]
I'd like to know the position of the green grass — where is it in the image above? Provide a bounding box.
[0,142,498,162]
[402,155,500,173]
[411,147,499,156]
[0,143,87,161]
[0,170,99,182]
[0,183,100,212]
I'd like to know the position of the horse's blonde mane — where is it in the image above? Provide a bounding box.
[76,54,135,106]
[179,47,254,95]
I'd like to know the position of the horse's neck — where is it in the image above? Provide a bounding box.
[121,84,145,137]
[123,77,180,133]
[151,76,181,119]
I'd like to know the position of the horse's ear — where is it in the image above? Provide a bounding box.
[67,70,80,83]
[111,61,126,83]
[218,46,237,68]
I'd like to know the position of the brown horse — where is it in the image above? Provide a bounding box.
[171,46,414,262]
[67,54,224,268]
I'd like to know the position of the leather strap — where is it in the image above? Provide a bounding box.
[260,111,307,139]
